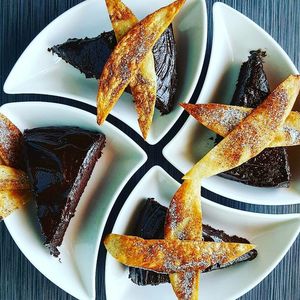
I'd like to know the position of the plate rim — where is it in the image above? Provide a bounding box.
[162,1,300,205]
[1,100,147,300]
[104,165,300,300]
[3,0,208,145]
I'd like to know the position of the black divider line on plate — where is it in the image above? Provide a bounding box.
[8,97,299,215]
[156,29,212,150]
[5,96,149,149]
[4,94,300,300]
[160,155,299,214]
[105,113,148,150]
[96,157,184,300]
[202,188,300,214]
[96,161,148,300]
[96,150,300,300]
[11,97,299,215]
[2,96,97,115]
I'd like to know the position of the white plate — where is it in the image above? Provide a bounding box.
[3,0,207,145]
[163,2,300,205]
[105,166,300,300]
[1,102,147,300]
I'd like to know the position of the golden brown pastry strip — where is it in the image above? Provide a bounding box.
[0,113,23,168]
[105,0,157,139]
[0,189,32,219]
[165,181,202,240]
[104,234,255,273]
[184,75,300,180]
[0,115,32,219]
[97,0,185,124]
[105,0,137,41]
[181,103,300,147]
[164,180,202,300]
[0,165,30,190]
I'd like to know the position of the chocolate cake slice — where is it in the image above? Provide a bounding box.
[152,26,177,114]
[219,50,291,187]
[49,32,116,80]
[48,26,177,114]
[129,199,170,285]
[23,126,106,256]
[129,199,257,286]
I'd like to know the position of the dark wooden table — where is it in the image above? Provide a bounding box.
[1,0,299,299]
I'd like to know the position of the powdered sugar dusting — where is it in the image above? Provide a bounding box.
[168,201,178,232]
[0,114,22,166]
[193,106,250,133]
[218,109,249,131]
[163,257,208,273]
[0,118,13,154]
[283,126,300,144]
[182,271,196,300]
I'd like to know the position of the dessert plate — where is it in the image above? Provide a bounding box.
[3,0,207,145]
[163,2,300,205]
[0,102,147,300]
[105,166,300,300]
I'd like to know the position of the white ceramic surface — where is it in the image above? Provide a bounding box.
[1,102,147,300]
[163,2,300,205]
[105,166,300,300]
[3,0,207,145]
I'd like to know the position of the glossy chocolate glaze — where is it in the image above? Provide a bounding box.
[23,126,106,256]
[48,26,177,114]
[219,50,291,187]
[231,50,270,108]
[129,199,257,286]
[153,25,178,114]
[49,32,116,79]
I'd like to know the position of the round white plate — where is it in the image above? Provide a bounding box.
[163,2,300,205]
[105,166,300,300]
[1,101,147,300]
[3,0,208,145]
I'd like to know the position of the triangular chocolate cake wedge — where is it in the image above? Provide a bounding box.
[23,126,106,256]
[48,26,177,114]
[219,50,291,187]
[49,32,117,80]
[129,199,257,286]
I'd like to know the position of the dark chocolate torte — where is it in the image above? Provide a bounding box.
[152,26,177,114]
[48,26,177,114]
[49,32,116,80]
[129,199,257,286]
[219,50,291,187]
[23,126,106,256]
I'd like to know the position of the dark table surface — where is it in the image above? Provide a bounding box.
[1,0,299,299]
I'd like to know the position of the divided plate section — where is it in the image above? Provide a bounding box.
[4,0,207,144]
[1,102,147,300]
[105,166,300,300]
[163,2,300,205]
